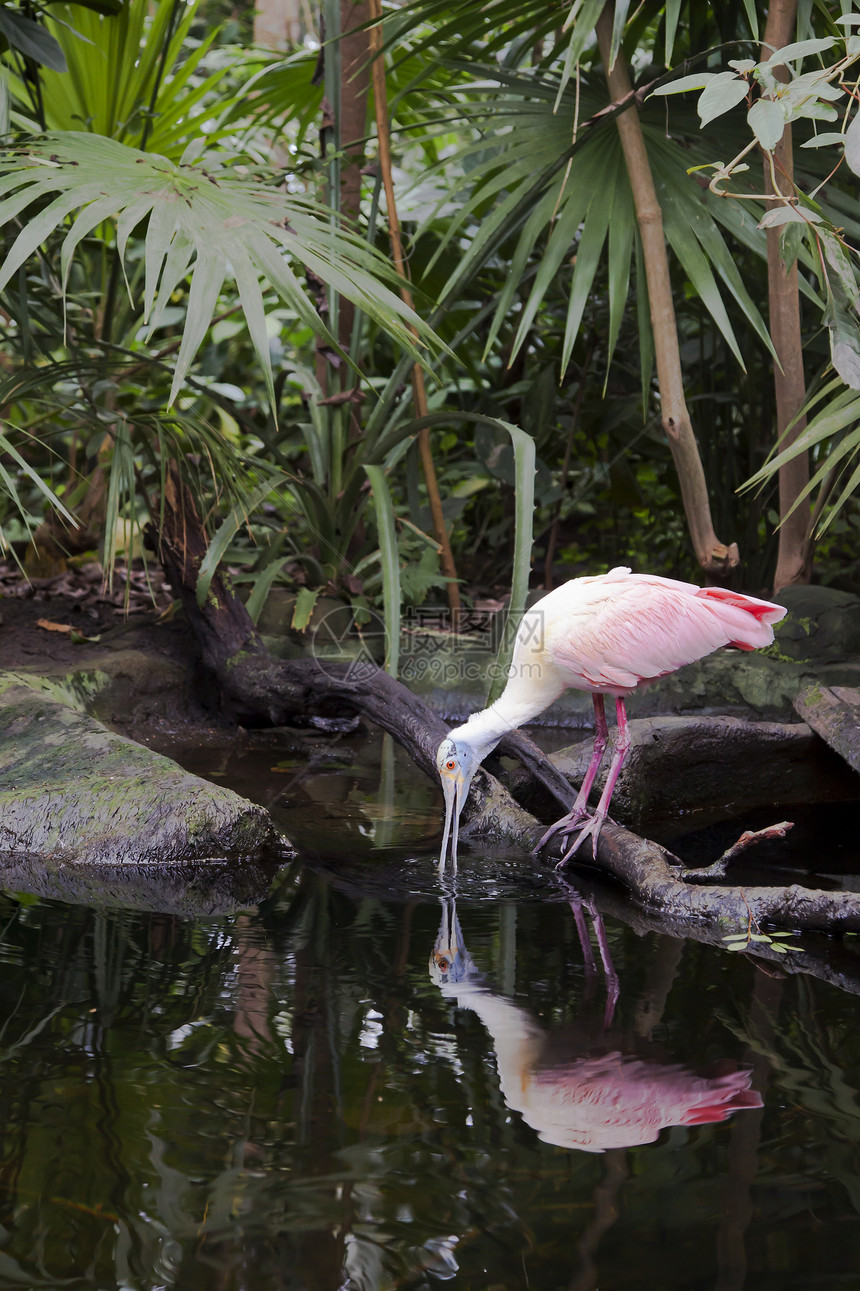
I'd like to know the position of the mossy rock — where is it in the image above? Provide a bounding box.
[0,674,282,865]
[766,586,860,663]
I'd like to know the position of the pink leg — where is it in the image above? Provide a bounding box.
[569,896,598,975]
[534,694,608,855]
[588,901,620,1028]
[559,696,630,864]
[569,895,620,1027]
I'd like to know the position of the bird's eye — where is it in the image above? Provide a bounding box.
[446,759,456,770]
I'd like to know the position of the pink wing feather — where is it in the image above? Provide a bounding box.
[541,569,786,696]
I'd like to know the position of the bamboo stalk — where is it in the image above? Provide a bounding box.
[595,6,738,576]
[760,0,812,592]
[367,0,461,627]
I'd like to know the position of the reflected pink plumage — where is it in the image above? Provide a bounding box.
[526,1055,762,1152]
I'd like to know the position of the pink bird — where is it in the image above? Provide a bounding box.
[436,566,786,865]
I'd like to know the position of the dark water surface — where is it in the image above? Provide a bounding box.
[1,733,860,1289]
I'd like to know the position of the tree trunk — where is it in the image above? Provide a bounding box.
[253,0,302,49]
[595,7,738,577]
[761,0,813,592]
[335,0,371,352]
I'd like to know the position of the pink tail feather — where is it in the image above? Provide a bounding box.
[696,586,786,625]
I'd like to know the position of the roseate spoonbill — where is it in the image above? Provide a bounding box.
[436,566,786,866]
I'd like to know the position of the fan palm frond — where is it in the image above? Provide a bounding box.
[0,132,445,411]
[410,69,776,380]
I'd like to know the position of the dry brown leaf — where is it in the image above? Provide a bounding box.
[36,618,72,634]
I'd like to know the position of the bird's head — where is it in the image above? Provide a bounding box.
[436,735,479,868]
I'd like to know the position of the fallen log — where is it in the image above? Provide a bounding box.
[795,683,860,774]
[149,469,860,935]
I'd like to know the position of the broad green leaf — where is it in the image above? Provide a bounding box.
[698,73,749,127]
[608,0,630,72]
[819,228,860,311]
[0,9,66,70]
[758,205,821,228]
[223,554,277,625]
[740,0,758,40]
[196,472,290,607]
[663,0,682,66]
[229,246,277,413]
[606,192,633,371]
[748,98,785,150]
[662,203,745,368]
[5,0,231,155]
[364,465,401,677]
[824,283,860,389]
[508,153,608,364]
[764,37,836,67]
[291,587,321,633]
[819,457,860,534]
[650,72,719,97]
[831,329,860,389]
[844,110,860,176]
[562,183,614,373]
[744,385,860,489]
[790,101,838,123]
[789,70,844,101]
[170,251,226,408]
[482,184,566,358]
[634,234,654,409]
[800,132,845,148]
[554,0,604,107]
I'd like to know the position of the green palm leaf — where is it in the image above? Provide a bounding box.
[415,68,776,376]
[8,0,235,156]
[0,133,444,410]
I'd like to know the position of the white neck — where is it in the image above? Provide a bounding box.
[448,669,565,763]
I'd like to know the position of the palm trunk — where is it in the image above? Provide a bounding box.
[335,0,371,351]
[761,0,812,592]
[595,7,738,577]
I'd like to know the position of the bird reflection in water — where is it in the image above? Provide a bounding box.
[430,897,762,1153]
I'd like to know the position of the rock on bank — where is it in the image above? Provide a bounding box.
[0,674,280,864]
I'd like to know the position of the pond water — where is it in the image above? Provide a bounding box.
[1,733,860,1290]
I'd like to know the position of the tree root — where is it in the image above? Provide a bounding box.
[149,470,860,937]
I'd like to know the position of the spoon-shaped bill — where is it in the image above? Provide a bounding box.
[438,775,463,869]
